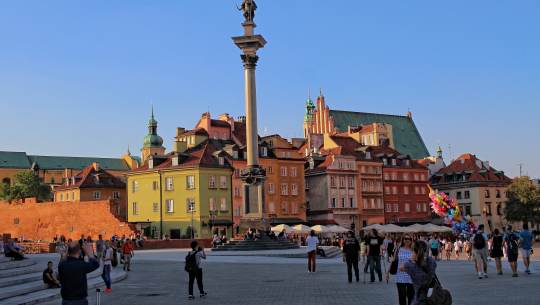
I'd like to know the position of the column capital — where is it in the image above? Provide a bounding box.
[241,54,259,68]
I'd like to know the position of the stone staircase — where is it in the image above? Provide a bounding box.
[212,239,300,251]
[0,256,127,305]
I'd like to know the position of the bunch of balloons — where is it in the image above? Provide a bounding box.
[428,186,476,235]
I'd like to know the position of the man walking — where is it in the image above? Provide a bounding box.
[519,223,534,274]
[122,239,134,271]
[505,225,520,277]
[343,231,360,283]
[101,241,113,293]
[185,240,207,300]
[472,224,489,279]
[365,229,383,282]
[95,235,105,262]
[58,242,100,305]
[306,230,319,273]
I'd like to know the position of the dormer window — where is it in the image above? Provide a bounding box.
[383,158,388,166]
[233,150,239,159]
[261,147,268,157]
[218,156,224,166]
[391,159,397,166]
[365,152,371,159]
[405,159,410,166]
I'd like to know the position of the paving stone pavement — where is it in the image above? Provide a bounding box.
[38,250,539,305]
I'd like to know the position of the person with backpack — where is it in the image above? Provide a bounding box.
[505,225,520,277]
[387,235,414,305]
[490,229,504,275]
[185,240,207,300]
[471,224,488,279]
[342,231,360,283]
[101,241,113,294]
[402,240,437,305]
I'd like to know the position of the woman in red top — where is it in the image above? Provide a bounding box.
[122,240,134,271]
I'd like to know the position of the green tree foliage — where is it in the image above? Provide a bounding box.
[504,176,540,225]
[0,170,51,202]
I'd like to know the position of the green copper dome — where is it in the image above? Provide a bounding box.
[143,106,164,148]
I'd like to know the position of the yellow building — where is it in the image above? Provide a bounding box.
[127,138,233,239]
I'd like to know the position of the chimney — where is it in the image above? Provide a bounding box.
[406,111,412,119]
[92,162,100,171]
[218,113,230,121]
[174,140,188,153]
[172,154,180,166]
[237,116,246,123]
[176,127,186,137]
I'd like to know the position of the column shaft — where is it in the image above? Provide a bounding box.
[244,66,259,167]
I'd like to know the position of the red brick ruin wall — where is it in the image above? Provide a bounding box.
[0,200,134,241]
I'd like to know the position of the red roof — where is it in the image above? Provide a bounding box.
[232,122,247,146]
[178,128,209,137]
[434,153,510,183]
[55,164,125,190]
[210,119,231,128]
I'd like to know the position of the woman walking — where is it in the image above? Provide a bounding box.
[402,240,437,305]
[387,235,415,305]
[490,229,504,275]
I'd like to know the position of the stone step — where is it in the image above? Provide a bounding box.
[1,269,128,305]
[0,265,104,301]
[0,260,36,271]
[213,246,299,251]
[0,257,12,264]
[0,272,42,288]
[0,265,42,279]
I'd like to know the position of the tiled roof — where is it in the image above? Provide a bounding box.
[55,164,125,190]
[434,154,510,184]
[0,151,129,171]
[232,122,247,146]
[0,151,31,168]
[210,120,231,128]
[329,135,361,155]
[178,128,209,137]
[28,155,130,171]
[329,110,429,159]
[132,141,232,172]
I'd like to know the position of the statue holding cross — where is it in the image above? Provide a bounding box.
[237,0,257,23]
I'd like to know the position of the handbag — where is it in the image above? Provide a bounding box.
[427,274,452,305]
[389,247,400,275]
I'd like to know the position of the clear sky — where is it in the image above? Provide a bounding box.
[1,1,538,178]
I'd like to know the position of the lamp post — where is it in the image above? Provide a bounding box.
[189,201,195,239]
[210,210,217,235]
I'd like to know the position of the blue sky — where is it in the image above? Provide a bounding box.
[1,1,538,178]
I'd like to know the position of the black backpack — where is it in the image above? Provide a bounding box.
[184,251,198,273]
[473,233,486,250]
[507,234,518,252]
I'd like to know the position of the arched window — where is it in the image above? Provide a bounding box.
[1,178,10,185]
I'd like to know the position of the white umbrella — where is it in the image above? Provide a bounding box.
[362,224,384,231]
[271,224,293,233]
[407,224,428,232]
[311,225,331,233]
[327,225,349,233]
[291,224,311,233]
[381,224,412,233]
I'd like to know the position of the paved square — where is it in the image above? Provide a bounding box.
[39,250,540,305]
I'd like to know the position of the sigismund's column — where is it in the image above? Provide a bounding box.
[232,0,267,227]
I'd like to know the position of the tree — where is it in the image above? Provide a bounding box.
[504,176,540,226]
[0,170,51,202]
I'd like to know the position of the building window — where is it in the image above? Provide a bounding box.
[391,159,397,166]
[330,176,337,188]
[331,198,337,208]
[363,198,368,209]
[290,167,297,177]
[209,176,216,188]
[269,202,276,213]
[370,198,376,209]
[339,176,346,188]
[267,166,273,174]
[291,202,298,214]
[348,177,355,188]
[341,197,345,208]
[349,197,355,208]
[384,186,390,195]
[497,203,502,215]
[464,191,470,199]
[232,150,238,159]
[186,176,195,189]
[165,177,174,191]
[152,202,159,213]
[280,183,288,195]
[420,174,426,181]
[485,190,490,198]
[403,173,409,181]
[422,203,427,212]
[93,191,101,200]
[405,203,410,213]
[456,191,462,199]
[219,176,227,188]
[220,198,227,211]
[132,202,138,215]
[384,173,390,180]
[403,186,409,195]
[496,190,501,198]
[485,202,492,216]
[414,186,420,194]
[60,194,63,201]
[113,191,120,199]
[385,204,392,212]
[261,147,268,157]
[416,203,421,212]
[291,183,298,195]
[392,186,398,195]
[152,181,158,190]
[166,199,174,213]
[234,186,241,197]
[209,198,216,211]
[282,201,289,214]
[391,172,398,180]
[393,204,399,212]
[268,183,275,194]
[132,180,138,193]
[186,198,195,213]
[414,174,419,181]
[280,166,287,177]
[218,157,224,166]
[377,198,383,209]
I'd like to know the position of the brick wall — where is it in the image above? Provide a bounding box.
[141,239,212,249]
[0,200,134,242]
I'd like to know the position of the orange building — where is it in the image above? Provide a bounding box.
[177,113,306,233]
[53,162,127,220]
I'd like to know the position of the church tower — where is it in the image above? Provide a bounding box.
[141,107,165,163]
[303,93,315,138]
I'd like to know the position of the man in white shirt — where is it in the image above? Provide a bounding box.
[306,230,319,273]
[101,241,113,293]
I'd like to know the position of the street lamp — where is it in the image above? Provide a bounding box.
[210,210,217,236]
[189,201,195,239]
